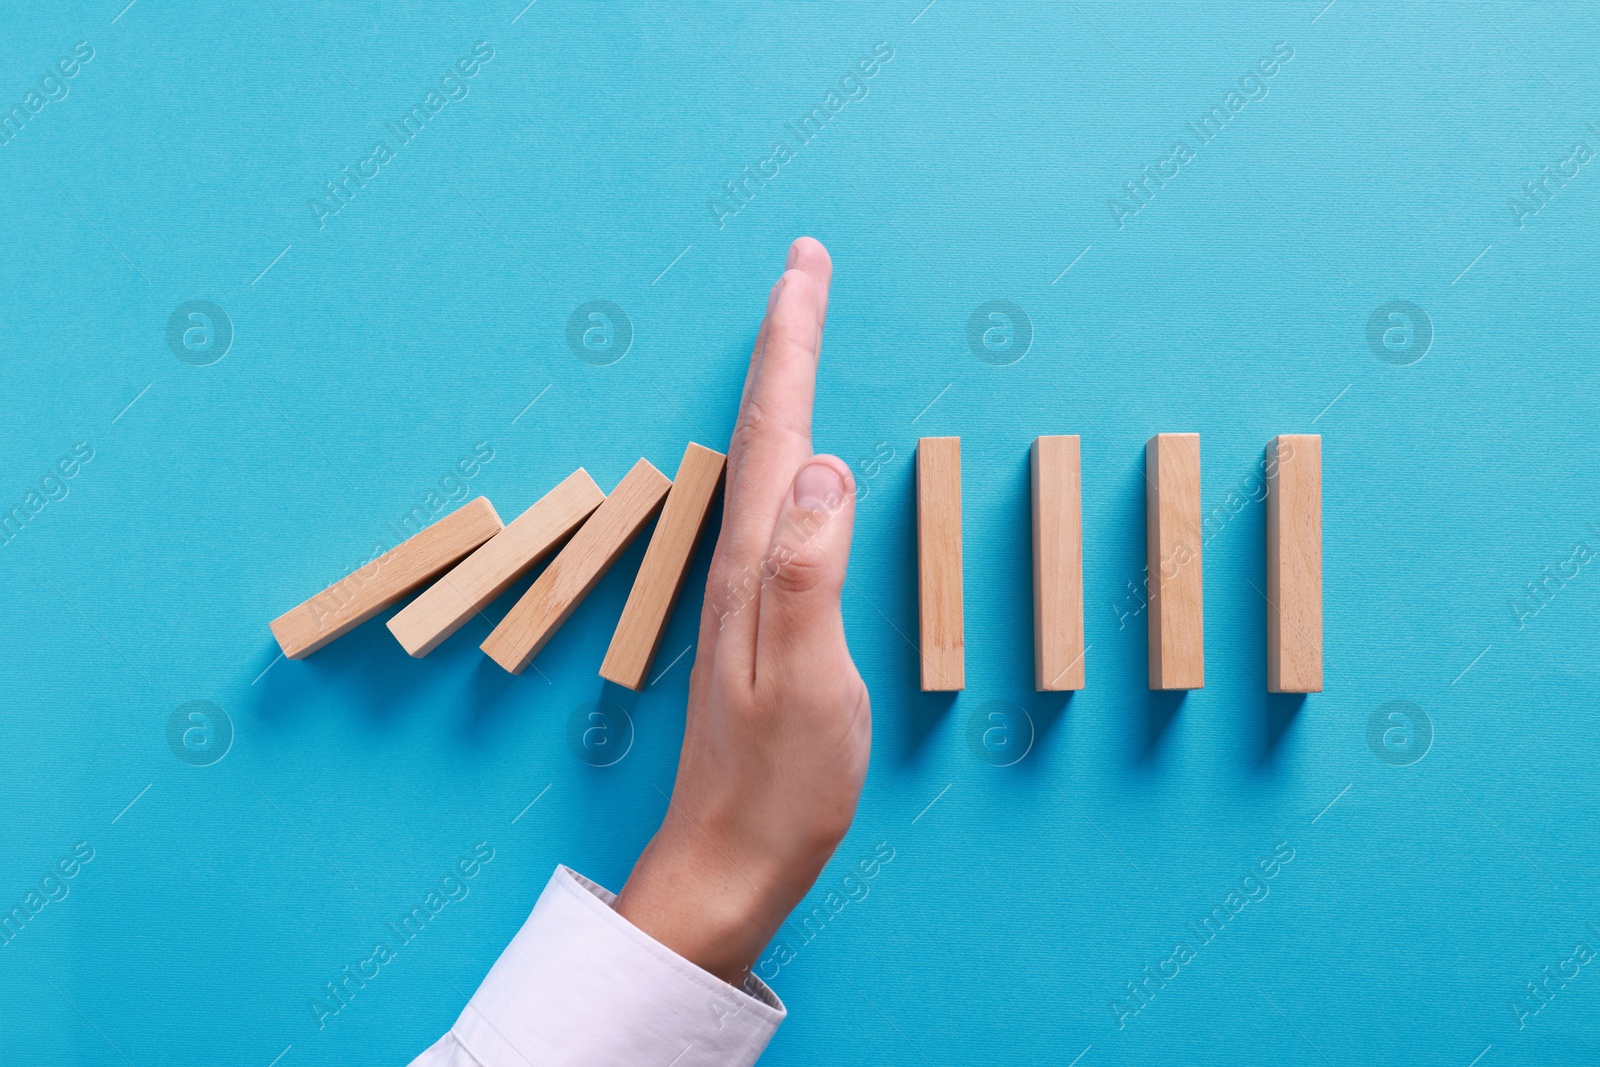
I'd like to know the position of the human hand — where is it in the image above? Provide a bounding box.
[614,237,870,984]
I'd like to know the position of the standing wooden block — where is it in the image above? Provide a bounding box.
[1146,433,1204,690]
[270,497,503,659]
[1032,435,1084,691]
[387,470,605,657]
[599,444,726,690]
[1267,434,1323,693]
[917,437,964,691]
[481,459,671,674]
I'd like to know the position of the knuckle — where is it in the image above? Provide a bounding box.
[779,268,821,309]
[705,559,759,623]
[848,679,870,720]
[728,399,767,462]
[767,543,831,596]
[727,695,764,729]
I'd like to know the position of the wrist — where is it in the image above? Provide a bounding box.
[615,822,812,985]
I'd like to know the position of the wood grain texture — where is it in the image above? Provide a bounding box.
[1146,433,1204,690]
[1032,435,1084,691]
[481,458,671,674]
[387,469,605,657]
[599,443,725,690]
[269,497,503,659]
[1267,434,1323,693]
[917,437,964,691]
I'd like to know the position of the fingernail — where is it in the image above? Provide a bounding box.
[794,461,845,511]
[786,240,800,268]
[766,276,785,316]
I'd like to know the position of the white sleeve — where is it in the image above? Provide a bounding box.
[408,865,785,1067]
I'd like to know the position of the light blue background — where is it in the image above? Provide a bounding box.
[3,2,1599,1064]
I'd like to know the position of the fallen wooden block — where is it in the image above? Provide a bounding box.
[1032,435,1084,691]
[599,443,725,690]
[917,437,964,691]
[1146,433,1203,690]
[270,497,503,659]
[387,470,605,657]
[481,458,671,674]
[1267,434,1323,693]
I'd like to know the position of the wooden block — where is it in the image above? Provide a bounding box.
[1032,435,1084,691]
[481,458,671,674]
[270,497,503,659]
[1267,434,1323,693]
[1146,433,1204,689]
[387,470,605,657]
[599,443,726,690]
[917,437,964,691]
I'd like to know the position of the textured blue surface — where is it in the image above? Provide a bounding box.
[4,2,1600,1064]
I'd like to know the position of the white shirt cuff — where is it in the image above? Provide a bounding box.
[409,865,785,1067]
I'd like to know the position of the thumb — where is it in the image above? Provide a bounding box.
[755,456,857,656]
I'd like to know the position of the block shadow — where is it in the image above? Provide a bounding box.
[1261,691,1307,764]
[1005,448,1077,765]
[250,541,576,742]
[444,560,553,746]
[1141,689,1186,760]
[888,457,955,761]
[905,690,957,760]
[1021,689,1074,769]
[456,648,528,746]
[249,605,445,733]
[455,523,659,745]
[1228,451,1308,768]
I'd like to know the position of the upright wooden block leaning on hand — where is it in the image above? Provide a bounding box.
[270,497,503,659]
[600,443,726,690]
[917,437,964,691]
[386,470,605,657]
[481,458,671,675]
[1266,434,1323,693]
[1146,433,1204,690]
[1032,435,1084,691]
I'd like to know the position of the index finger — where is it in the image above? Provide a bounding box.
[702,237,832,670]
